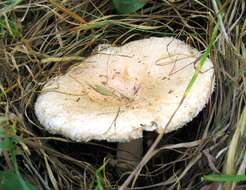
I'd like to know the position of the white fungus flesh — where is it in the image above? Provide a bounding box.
[35,37,214,142]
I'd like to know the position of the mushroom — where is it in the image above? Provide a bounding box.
[35,37,214,171]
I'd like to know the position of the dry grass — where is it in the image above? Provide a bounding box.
[0,0,245,189]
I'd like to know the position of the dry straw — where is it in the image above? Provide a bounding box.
[0,0,245,189]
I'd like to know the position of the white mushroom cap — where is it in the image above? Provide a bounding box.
[35,37,214,142]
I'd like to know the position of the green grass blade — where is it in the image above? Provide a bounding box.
[184,23,219,96]
[202,174,246,182]
[0,0,23,15]
[112,0,148,14]
[0,170,38,190]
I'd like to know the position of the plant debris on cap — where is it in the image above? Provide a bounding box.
[35,37,214,142]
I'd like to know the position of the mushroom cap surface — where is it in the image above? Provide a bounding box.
[35,37,214,142]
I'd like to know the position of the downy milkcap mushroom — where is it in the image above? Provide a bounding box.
[35,37,214,171]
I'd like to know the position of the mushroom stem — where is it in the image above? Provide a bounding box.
[117,138,143,172]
